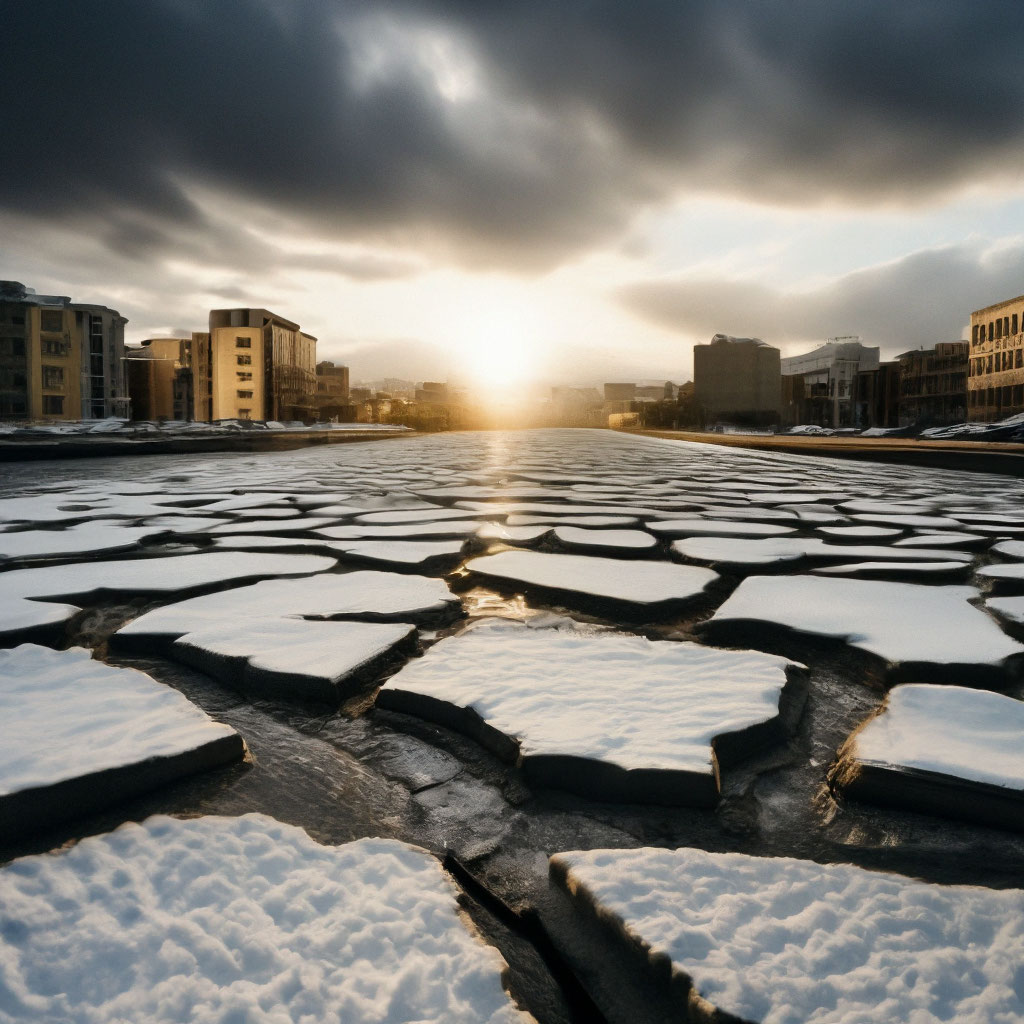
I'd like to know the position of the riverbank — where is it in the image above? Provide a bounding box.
[624,427,1024,476]
[0,426,419,461]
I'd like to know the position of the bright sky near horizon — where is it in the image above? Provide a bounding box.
[3,2,1024,393]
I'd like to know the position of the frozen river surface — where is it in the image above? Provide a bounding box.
[2,429,1024,1024]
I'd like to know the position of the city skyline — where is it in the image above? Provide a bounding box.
[4,3,1024,395]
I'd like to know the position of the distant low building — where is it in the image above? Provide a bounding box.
[897,342,968,427]
[0,280,129,421]
[969,294,1024,421]
[603,383,637,402]
[693,334,781,427]
[781,337,878,428]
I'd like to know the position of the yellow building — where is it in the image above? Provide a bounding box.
[969,295,1024,421]
[208,309,316,421]
[0,281,128,421]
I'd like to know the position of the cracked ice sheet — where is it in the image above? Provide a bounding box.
[0,814,533,1024]
[0,552,337,637]
[465,550,718,608]
[709,575,1023,669]
[647,519,796,537]
[117,570,458,640]
[332,540,466,566]
[0,523,164,561]
[0,644,241,796]
[847,684,1024,791]
[550,845,1024,1024]
[379,623,796,776]
[553,526,657,550]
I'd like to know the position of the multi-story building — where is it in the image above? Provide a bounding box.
[0,280,129,420]
[315,360,351,420]
[781,337,879,428]
[693,334,782,427]
[969,295,1024,421]
[208,308,317,421]
[851,361,900,429]
[125,335,211,421]
[896,342,968,427]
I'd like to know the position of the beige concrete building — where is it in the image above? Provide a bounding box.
[693,334,782,427]
[969,294,1024,421]
[209,309,317,421]
[897,342,968,427]
[0,281,128,421]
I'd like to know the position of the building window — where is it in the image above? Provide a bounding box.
[237,371,252,381]
[42,339,68,356]
[237,390,253,399]
[237,354,252,365]
[980,324,987,341]
[42,395,63,415]
[40,310,63,333]
[1014,314,1019,335]
[41,365,64,389]
[238,408,251,419]
[236,337,251,348]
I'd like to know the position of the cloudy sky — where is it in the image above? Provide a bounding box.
[3,1,1023,391]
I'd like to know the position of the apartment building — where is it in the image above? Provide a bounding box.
[0,280,128,420]
[208,308,317,421]
[969,294,1024,421]
[125,335,211,421]
[897,342,968,427]
[781,338,879,428]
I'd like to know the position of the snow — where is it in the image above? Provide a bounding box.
[647,519,797,537]
[817,525,903,539]
[987,595,1024,626]
[380,623,797,788]
[850,512,962,529]
[894,531,987,547]
[118,570,459,640]
[551,845,1024,1024]
[671,536,810,566]
[475,523,551,543]
[465,550,718,608]
[0,523,162,561]
[208,516,340,534]
[506,514,640,527]
[331,540,466,566]
[0,552,337,638]
[811,560,968,577]
[0,814,531,1024]
[992,540,1024,559]
[708,575,1024,669]
[174,619,415,699]
[353,507,482,524]
[0,645,241,804]
[977,562,1024,583]
[552,526,657,550]
[846,684,1024,791]
[325,520,485,540]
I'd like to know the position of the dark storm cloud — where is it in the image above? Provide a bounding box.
[619,242,1024,357]
[3,1,1024,265]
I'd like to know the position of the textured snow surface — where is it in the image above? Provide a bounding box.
[710,575,1023,667]
[0,523,161,560]
[381,623,795,774]
[647,519,796,537]
[465,550,718,606]
[553,846,1024,1024]
[552,526,657,550]
[119,570,458,639]
[0,645,239,795]
[1,552,336,635]
[332,539,466,565]
[175,619,415,687]
[0,814,532,1024]
[850,684,1024,790]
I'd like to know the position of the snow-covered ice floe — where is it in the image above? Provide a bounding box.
[552,526,657,552]
[464,551,718,617]
[116,571,459,701]
[0,814,533,1023]
[550,845,1024,1024]
[0,645,243,838]
[0,522,164,561]
[830,683,1024,831]
[0,552,337,640]
[378,622,802,804]
[705,575,1024,681]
